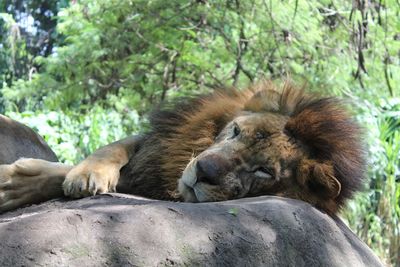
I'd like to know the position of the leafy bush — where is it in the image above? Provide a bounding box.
[344,97,400,265]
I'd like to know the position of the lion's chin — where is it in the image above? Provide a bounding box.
[179,157,199,202]
[178,178,198,202]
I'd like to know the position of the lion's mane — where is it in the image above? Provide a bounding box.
[118,81,366,212]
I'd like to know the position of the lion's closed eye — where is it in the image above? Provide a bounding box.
[254,167,274,179]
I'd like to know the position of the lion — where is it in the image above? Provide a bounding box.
[0,81,366,215]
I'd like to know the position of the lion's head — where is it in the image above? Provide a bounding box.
[154,82,366,215]
[137,81,367,214]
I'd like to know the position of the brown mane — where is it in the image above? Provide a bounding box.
[284,97,366,208]
[118,81,366,213]
[245,82,366,209]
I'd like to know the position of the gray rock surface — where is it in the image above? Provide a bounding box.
[0,194,383,267]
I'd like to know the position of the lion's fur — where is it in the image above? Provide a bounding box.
[117,81,366,214]
[0,115,58,164]
[285,96,366,208]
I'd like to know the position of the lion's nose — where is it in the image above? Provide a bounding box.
[196,154,230,185]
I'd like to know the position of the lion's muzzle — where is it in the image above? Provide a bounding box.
[196,154,231,186]
[178,150,240,202]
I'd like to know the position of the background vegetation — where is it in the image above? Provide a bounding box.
[0,0,399,265]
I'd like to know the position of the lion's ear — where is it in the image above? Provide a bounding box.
[297,159,341,199]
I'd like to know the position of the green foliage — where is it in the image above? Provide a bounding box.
[0,0,68,57]
[343,97,400,265]
[0,0,399,265]
[4,0,398,112]
[0,13,31,92]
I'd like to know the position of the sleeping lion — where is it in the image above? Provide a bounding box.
[0,82,366,215]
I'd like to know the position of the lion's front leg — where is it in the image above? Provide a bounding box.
[0,158,72,213]
[62,135,142,198]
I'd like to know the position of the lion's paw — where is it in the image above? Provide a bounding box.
[63,160,120,198]
[0,163,25,212]
[0,158,71,213]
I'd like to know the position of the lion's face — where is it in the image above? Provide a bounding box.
[178,111,307,203]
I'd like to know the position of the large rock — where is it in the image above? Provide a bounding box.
[0,195,383,267]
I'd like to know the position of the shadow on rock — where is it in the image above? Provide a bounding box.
[0,195,384,267]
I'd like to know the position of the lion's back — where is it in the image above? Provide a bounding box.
[0,115,58,164]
